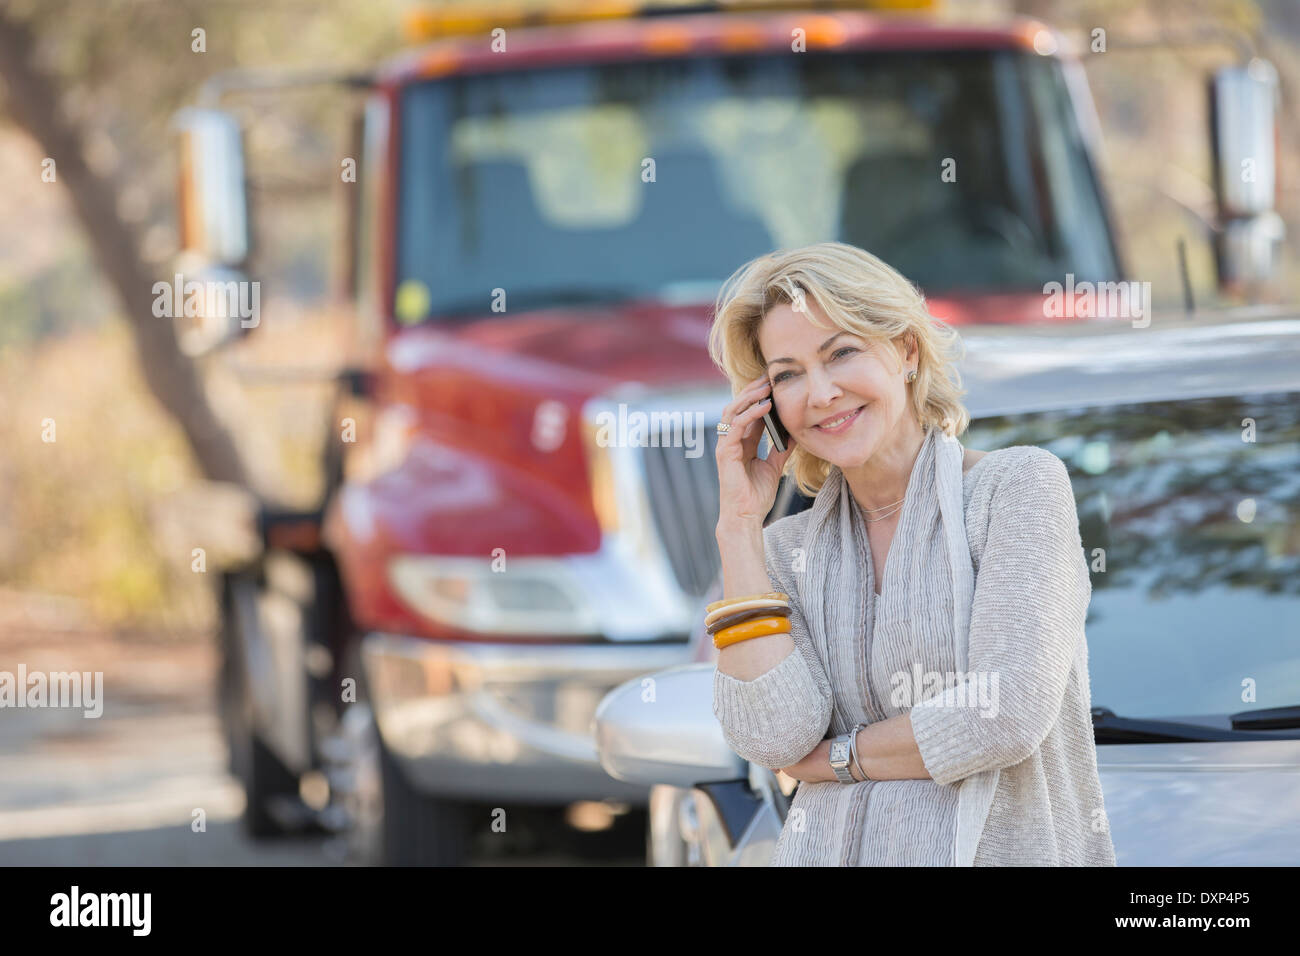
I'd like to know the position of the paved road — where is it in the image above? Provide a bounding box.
[0,632,642,866]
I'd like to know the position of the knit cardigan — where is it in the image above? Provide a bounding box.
[712,444,1117,866]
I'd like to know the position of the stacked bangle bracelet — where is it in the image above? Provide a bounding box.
[706,591,792,649]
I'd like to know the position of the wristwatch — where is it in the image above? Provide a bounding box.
[828,723,867,784]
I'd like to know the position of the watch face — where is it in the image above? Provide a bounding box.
[830,742,848,763]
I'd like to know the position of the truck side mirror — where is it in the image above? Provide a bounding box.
[1209,60,1285,290]
[175,108,250,265]
[172,108,254,355]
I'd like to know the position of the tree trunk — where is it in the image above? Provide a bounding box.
[0,10,251,489]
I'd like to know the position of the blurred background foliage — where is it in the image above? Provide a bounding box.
[0,0,1297,635]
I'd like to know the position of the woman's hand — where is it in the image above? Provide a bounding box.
[779,739,836,784]
[715,374,798,528]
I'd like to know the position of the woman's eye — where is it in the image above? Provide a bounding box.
[772,351,852,386]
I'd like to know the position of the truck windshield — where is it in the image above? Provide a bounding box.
[396,48,1119,321]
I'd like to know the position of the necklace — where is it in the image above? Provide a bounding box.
[862,501,903,523]
[860,495,903,513]
[856,435,925,523]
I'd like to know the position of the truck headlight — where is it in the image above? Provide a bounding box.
[387,555,602,637]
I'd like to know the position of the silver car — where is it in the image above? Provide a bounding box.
[595,309,1300,865]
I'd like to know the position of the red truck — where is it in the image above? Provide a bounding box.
[174,0,1281,865]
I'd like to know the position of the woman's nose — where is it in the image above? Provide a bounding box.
[805,366,842,407]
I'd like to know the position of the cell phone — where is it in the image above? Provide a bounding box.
[761,403,789,453]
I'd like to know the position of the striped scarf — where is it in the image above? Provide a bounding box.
[799,422,999,866]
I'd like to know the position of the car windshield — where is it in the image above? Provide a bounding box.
[396,48,1119,322]
[964,390,1300,724]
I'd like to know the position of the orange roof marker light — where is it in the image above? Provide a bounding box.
[418,46,463,78]
[718,20,767,50]
[1015,18,1061,56]
[404,2,637,41]
[644,23,696,55]
[804,14,850,47]
[403,0,939,42]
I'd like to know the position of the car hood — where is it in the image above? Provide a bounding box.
[1096,739,1300,865]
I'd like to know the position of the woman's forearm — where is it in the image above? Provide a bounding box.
[854,714,930,781]
[710,516,932,782]
[714,518,794,682]
[781,714,931,783]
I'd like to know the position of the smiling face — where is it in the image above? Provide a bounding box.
[758,297,918,471]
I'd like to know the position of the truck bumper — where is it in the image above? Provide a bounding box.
[361,631,691,805]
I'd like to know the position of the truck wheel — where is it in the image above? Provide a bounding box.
[243,734,302,838]
[233,665,301,838]
[219,575,300,839]
[376,730,474,866]
[334,639,475,866]
[227,657,301,838]
[217,609,243,781]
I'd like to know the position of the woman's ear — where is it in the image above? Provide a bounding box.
[904,331,919,366]
[894,334,913,372]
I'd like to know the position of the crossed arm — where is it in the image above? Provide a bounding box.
[779,712,930,783]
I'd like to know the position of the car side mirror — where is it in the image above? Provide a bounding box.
[594,663,747,788]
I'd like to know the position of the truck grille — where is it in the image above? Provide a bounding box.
[640,430,722,599]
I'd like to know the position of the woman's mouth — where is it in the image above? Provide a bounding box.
[814,405,865,435]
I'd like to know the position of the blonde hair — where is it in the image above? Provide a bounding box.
[708,241,970,498]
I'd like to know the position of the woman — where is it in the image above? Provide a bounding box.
[707,241,1116,866]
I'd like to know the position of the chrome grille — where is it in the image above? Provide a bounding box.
[640,425,722,599]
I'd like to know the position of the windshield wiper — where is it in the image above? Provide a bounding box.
[1091,706,1298,744]
[1230,704,1300,731]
